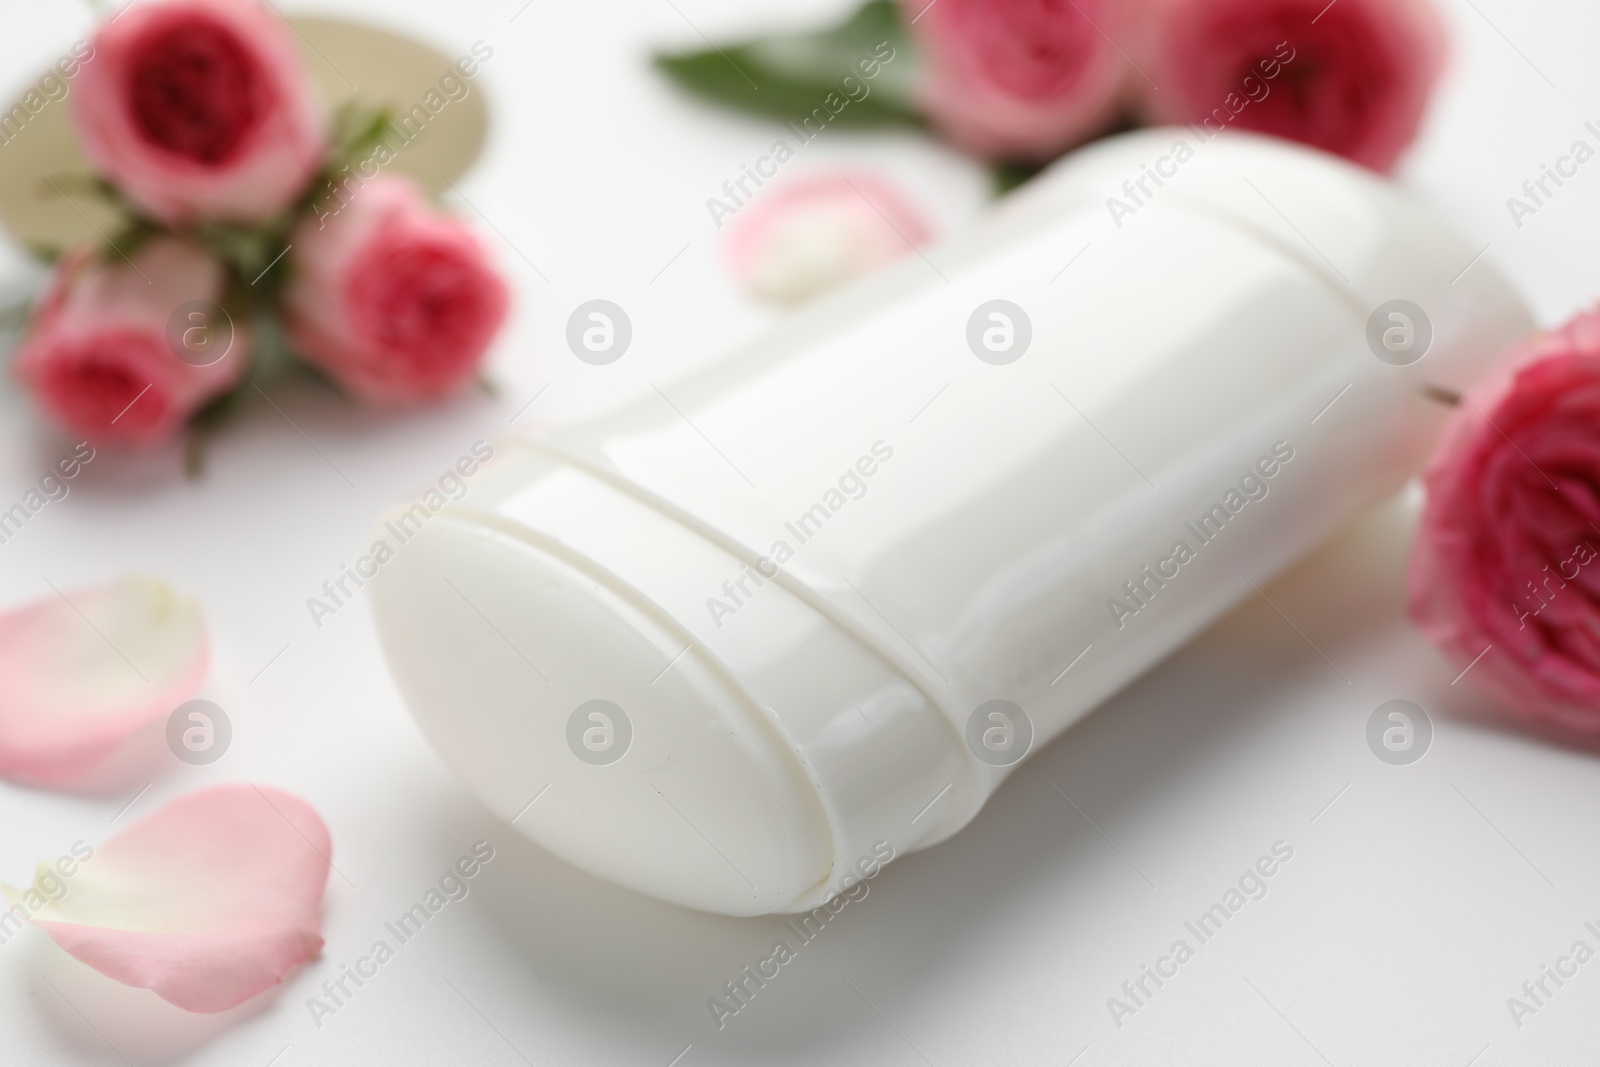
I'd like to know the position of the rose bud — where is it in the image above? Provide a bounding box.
[14,238,250,447]
[1409,310,1600,735]
[899,0,1130,163]
[280,175,509,405]
[726,174,932,305]
[71,0,325,224]
[1134,0,1446,172]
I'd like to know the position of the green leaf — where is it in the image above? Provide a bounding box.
[41,172,143,237]
[190,223,279,281]
[326,101,394,170]
[991,161,1044,197]
[250,306,300,377]
[0,299,32,335]
[106,216,163,263]
[654,0,921,127]
[988,114,1139,196]
[184,387,243,479]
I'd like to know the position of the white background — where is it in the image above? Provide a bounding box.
[2,1,1599,1064]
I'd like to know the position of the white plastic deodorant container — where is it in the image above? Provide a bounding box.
[371,129,1532,917]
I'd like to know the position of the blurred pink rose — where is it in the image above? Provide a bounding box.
[1134,0,1446,172]
[71,0,325,224]
[726,174,931,305]
[1409,310,1600,735]
[281,175,509,405]
[14,238,249,446]
[900,0,1129,162]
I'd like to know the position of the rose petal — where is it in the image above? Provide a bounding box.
[0,576,208,786]
[7,785,331,1013]
[725,174,932,305]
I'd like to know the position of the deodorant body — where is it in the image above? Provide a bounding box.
[371,130,1531,915]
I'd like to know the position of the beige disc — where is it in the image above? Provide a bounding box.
[0,15,490,249]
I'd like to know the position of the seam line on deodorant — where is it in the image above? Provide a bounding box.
[1157,188,1370,322]
[447,501,879,910]
[1035,180,1372,325]
[505,437,973,723]
[1125,179,1504,404]
[496,438,982,832]
[1239,179,1350,287]
[503,440,958,704]
[429,507,838,873]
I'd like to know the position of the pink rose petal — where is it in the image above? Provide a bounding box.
[725,174,932,305]
[0,576,208,786]
[8,785,331,1012]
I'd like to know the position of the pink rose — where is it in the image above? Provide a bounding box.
[726,174,932,305]
[1134,0,1446,172]
[280,175,509,405]
[14,238,249,446]
[901,0,1130,162]
[1409,310,1600,735]
[71,0,325,224]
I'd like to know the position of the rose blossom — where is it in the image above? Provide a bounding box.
[1409,310,1600,734]
[14,238,249,446]
[899,0,1130,162]
[281,175,509,405]
[1133,0,1446,172]
[725,174,932,305]
[71,0,324,224]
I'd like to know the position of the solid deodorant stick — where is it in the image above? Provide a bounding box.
[371,130,1531,916]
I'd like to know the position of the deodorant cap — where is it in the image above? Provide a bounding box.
[372,445,969,916]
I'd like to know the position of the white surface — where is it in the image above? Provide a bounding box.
[0,1,1597,1065]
